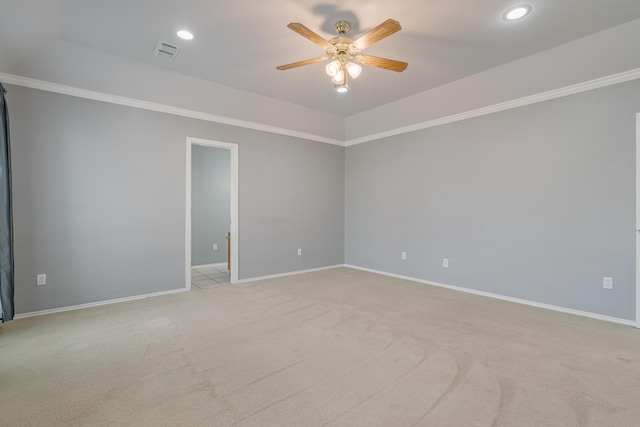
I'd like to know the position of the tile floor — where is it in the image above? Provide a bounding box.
[190,264,231,289]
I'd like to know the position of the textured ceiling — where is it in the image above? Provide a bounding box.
[10,1,640,117]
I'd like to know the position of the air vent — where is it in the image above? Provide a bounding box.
[153,40,180,61]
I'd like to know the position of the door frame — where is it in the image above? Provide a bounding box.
[636,113,640,328]
[185,137,239,288]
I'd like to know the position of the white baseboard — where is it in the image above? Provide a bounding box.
[14,288,188,320]
[344,265,635,327]
[238,264,345,284]
[192,263,227,269]
[14,265,633,327]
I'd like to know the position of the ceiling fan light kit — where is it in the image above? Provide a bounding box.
[277,18,408,93]
[335,82,349,93]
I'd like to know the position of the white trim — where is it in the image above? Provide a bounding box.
[238,264,345,284]
[3,68,640,147]
[344,67,640,146]
[636,113,640,329]
[0,72,343,146]
[192,263,227,269]
[345,265,636,327]
[14,288,187,320]
[186,137,239,288]
[185,142,192,292]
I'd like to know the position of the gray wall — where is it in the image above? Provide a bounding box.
[239,131,345,278]
[9,77,639,320]
[191,145,230,266]
[9,85,345,314]
[346,80,640,321]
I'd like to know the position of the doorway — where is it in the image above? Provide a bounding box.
[186,137,239,289]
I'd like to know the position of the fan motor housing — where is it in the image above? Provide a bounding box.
[335,21,351,35]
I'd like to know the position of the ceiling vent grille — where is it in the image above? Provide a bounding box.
[153,41,180,61]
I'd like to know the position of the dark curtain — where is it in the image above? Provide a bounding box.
[0,83,14,322]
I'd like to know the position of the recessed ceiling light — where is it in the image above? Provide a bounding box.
[177,30,194,40]
[503,5,532,21]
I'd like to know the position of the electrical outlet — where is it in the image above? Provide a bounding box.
[401,252,407,260]
[298,248,302,256]
[213,244,218,251]
[443,258,449,268]
[603,277,613,289]
[37,274,46,286]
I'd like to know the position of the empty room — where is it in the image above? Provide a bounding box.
[1,1,640,426]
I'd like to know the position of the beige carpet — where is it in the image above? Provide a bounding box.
[1,267,639,426]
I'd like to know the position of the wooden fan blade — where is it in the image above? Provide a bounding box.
[352,19,402,50]
[358,54,408,72]
[287,23,334,49]
[276,57,328,70]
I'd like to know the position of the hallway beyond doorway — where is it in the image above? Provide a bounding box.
[190,264,230,289]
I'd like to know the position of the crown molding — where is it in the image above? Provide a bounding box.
[344,67,640,146]
[3,68,640,148]
[0,72,345,146]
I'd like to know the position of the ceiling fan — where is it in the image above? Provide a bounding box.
[276,19,408,92]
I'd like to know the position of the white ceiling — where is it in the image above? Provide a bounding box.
[5,1,640,117]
